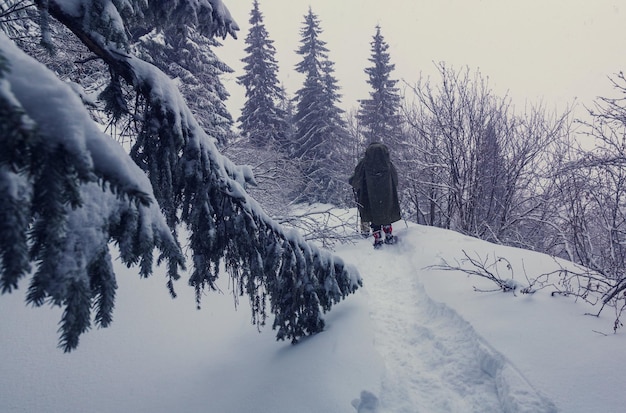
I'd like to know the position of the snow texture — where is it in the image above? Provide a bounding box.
[0,33,161,208]
[2,213,625,412]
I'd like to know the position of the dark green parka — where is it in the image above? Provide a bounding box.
[349,142,401,226]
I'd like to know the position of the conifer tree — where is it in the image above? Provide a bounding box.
[358,25,402,146]
[0,0,360,351]
[293,7,348,204]
[133,27,235,148]
[238,0,287,149]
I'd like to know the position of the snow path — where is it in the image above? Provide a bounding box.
[350,226,556,413]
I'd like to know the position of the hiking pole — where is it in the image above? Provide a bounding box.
[352,188,360,234]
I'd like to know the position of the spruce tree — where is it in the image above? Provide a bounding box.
[358,25,402,146]
[238,0,287,149]
[293,7,348,204]
[133,27,234,148]
[0,0,361,351]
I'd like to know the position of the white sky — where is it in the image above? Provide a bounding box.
[216,0,626,123]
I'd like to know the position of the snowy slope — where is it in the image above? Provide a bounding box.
[350,228,555,412]
[2,213,625,412]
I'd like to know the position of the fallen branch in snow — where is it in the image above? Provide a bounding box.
[432,250,626,333]
[543,261,626,332]
[429,250,539,296]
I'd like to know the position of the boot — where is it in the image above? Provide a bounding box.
[383,224,395,244]
[372,228,383,249]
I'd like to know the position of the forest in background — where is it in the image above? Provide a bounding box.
[2,0,626,347]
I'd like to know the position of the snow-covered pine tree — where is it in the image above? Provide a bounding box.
[0,0,361,351]
[292,7,349,205]
[358,25,402,147]
[132,25,235,148]
[238,0,288,149]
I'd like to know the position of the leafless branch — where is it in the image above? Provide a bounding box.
[428,250,534,295]
[431,250,626,333]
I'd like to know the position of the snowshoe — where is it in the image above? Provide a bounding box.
[384,235,398,245]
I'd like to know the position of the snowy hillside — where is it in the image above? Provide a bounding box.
[1,212,625,413]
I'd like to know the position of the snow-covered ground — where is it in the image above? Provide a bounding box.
[2,211,625,412]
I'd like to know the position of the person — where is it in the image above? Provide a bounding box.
[349,142,401,248]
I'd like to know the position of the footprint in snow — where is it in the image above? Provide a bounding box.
[351,390,380,413]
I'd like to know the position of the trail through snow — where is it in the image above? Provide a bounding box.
[350,226,556,412]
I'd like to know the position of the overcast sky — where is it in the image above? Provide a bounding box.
[216,0,626,122]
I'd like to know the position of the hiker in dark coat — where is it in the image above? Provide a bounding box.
[349,142,401,248]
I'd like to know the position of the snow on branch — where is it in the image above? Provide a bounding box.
[430,250,538,295]
[0,0,361,350]
[0,33,186,351]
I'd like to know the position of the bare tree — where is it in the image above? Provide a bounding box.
[552,72,626,283]
[401,63,570,246]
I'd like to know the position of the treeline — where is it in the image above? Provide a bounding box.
[231,1,626,301]
[230,2,402,212]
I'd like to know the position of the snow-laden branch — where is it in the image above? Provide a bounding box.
[1,0,361,350]
[0,33,186,351]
